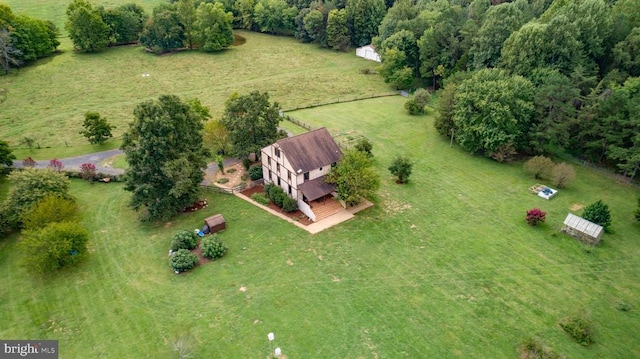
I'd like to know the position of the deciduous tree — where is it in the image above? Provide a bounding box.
[139,5,184,54]
[326,9,350,51]
[1,168,73,228]
[220,91,282,159]
[583,199,612,231]
[194,2,233,52]
[325,149,379,206]
[65,0,110,52]
[80,111,114,145]
[21,221,89,273]
[346,0,386,47]
[0,139,15,172]
[21,195,79,231]
[551,162,576,188]
[388,155,413,184]
[452,69,535,157]
[121,95,209,221]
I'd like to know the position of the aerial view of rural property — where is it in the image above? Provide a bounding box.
[1,0,639,357]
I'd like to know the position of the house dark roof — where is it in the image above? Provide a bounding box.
[298,176,336,202]
[276,127,342,173]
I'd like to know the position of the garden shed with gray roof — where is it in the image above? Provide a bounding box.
[561,213,603,245]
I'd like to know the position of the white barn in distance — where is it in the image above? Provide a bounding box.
[356,45,381,62]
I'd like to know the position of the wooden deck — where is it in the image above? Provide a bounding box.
[309,196,344,222]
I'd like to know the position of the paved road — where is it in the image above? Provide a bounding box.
[11,149,241,184]
[12,149,125,176]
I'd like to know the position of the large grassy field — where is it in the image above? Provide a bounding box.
[0,0,391,153]
[2,96,640,358]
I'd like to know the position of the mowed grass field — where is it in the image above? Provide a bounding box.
[1,96,640,358]
[0,0,391,153]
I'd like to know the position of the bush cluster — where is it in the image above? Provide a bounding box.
[264,183,298,212]
[559,315,594,346]
[404,88,431,115]
[525,208,546,226]
[170,230,198,251]
[251,193,270,206]
[170,249,198,273]
[523,156,576,188]
[248,165,263,180]
[201,235,227,260]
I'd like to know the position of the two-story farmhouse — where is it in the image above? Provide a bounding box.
[261,127,343,222]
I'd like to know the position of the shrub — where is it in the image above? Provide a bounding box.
[22,195,79,231]
[518,337,562,359]
[525,208,546,226]
[282,196,298,212]
[242,158,252,170]
[217,178,229,184]
[524,156,554,180]
[583,200,611,231]
[404,88,431,115]
[80,162,96,181]
[266,183,286,207]
[170,249,198,273]
[20,221,89,273]
[388,155,413,184]
[227,168,236,174]
[170,230,198,251]
[251,193,270,206]
[248,165,263,180]
[354,137,374,158]
[241,174,248,181]
[201,234,227,260]
[551,162,576,188]
[48,158,63,172]
[560,315,594,346]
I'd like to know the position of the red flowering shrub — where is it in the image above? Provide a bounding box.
[80,163,96,181]
[525,208,546,226]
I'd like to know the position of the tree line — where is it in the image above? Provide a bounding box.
[0,4,59,75]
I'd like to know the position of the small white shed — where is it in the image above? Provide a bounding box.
[356,45,381,62]
[562,213,604,245]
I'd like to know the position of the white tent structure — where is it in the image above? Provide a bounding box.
[562,213,604,245]
[356,45,381,62]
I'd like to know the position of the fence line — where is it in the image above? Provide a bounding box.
[281,92,399,113]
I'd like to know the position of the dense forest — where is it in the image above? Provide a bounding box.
[1,0,639,179]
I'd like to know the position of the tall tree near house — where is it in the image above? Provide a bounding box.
[220,91,282,160]
[325,149,379,206]
[121,95,209,221]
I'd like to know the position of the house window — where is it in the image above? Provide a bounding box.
[288,185,292,195]
[268,157,271,167]
[304,172,309,180]
[275,148,280,157]
[276,163,280,173]
[269,170,272,180]
[287,171,291,181]
[319,166,323,171]
[277,177,281,186]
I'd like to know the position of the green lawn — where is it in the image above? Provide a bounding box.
[0,26,391,154]
[2,97,639,358]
